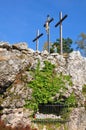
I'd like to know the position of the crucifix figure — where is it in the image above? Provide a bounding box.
[44,15,54,53]
[55,12,68,55]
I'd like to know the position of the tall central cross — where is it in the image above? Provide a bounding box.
[55,12,68,55]
[44,15,54,53]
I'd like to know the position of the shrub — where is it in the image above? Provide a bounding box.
[65,92,77,107]
[25,61,73,112]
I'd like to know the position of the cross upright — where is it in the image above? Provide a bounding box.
[55,12,68,55]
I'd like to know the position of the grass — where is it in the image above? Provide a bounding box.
[32,118,69,124]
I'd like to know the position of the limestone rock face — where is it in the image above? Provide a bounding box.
[0,42,33,94]
[12,42,28,51]
[68,107,86,130]
[0,42,34,127]
[0,42,86,129]
[1,108,32,128]
[1,72,33,109]
[67,51,86,86]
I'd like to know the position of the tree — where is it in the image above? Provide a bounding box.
[43,42,48,51]
[50,37,73,54]
[43,42,52,52]
[76,33,86,56]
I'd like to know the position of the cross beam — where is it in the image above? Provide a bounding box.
[55,12,68,55]
[33,33,43,42]
[33,30,43,51]
[55,14,68,27]
[44,17,54,27]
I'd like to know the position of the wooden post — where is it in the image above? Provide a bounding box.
[36,29,39,51]
[60,12,63,55]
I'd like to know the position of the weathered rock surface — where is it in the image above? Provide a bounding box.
[0,42,33,94]
[0,42,86,129]
[67,51,86,86]
[68,107,86,130]
[1,72,33,109]
[1,108,32,128]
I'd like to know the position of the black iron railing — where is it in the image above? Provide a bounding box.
[38,104,68,116]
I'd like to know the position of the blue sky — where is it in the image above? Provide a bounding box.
[0,0,86,51]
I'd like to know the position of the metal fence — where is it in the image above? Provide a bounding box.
[38,104,68,116]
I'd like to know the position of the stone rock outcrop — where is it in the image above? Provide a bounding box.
[1,108,32,128]
[0,42,86,129]
[68,107,86,130]
[0,42,86,93]
[1,72,33,109]
[0,42,33,94]
[67,51,86,87]
[0,42,34,127]
[12,42,28,51]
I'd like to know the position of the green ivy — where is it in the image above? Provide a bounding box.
[25,61,73,111]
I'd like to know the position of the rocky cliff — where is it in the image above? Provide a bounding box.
[0,42,86,130]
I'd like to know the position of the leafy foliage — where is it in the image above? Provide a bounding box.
[65,92,77,107]
[25,61,74,111]
[76,33,86,56]
[50,38,73,54]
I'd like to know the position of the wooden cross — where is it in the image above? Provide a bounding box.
[55,12,68,55]
[44,15,54,53]
[33,30,43,51]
